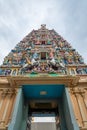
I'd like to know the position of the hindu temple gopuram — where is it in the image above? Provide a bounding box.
[0,24,87,130]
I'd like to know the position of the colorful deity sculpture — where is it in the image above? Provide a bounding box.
[36,40,40,45]
[0,25,86,77]
[50,58,56,65]
[47,40,51,45]
[74,55,79,64]
[78,56,84,64]
[67,55,74,64]
[49,48,54,59]
[33,52,39,60]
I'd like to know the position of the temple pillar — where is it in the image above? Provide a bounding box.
[62,87,79,130]
[70,91,83,127]
[69,87,87,130]
[8,87,24,130]
[0,88,17,130]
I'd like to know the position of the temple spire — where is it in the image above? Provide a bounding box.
[0,25,87,76]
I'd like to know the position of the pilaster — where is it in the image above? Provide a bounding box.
[0,88,17,130]
[69,87,87,130]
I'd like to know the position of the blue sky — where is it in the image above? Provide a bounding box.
[0,0,87,65]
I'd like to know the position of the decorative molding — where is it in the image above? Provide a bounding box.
[0,75,79,88]
[70,88,85,95]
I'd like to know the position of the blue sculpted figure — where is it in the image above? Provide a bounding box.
[33,52,38,59]
[79,56,84,64]
[84,68,87,74]
[0,69,2,75]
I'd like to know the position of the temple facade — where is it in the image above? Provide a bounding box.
[0,24,87,130]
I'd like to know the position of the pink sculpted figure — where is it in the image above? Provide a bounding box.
[49,48,54,59]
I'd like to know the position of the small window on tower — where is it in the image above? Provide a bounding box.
[42,41,45,44]
[41,52,46,60]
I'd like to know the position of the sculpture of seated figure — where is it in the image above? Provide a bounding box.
[49,52,54,59]
[83,68,87,74]
[75,59,79,64]
[31,58,37,65]
[33,51,39,60]
[33,66,38,72]
[76,67,83,74]
[30,42,34,48]
[0,69,3,75]
[59,42,64,48]
[3,57,9,65]
[45,65,50,72]
[78,56,84,64]
[37,66,41,72]
[57,55,61,63]
[22,54,39,71]
[74,55,79,64]
[49,49,54,59]
[85,68,87,74]
[5,69,11,75]
[50,58,56,65]
[41,63,45,71]
[55,45,59,50]
[59,60,65,68]
[21,56,31,69]
[31,58,39,66]
[35,39,41,45]
[63,56,68,64]
[26,57,32,65]
[67,56,74,64]
[47,40,51,45]
[12,70,16,75]
[52,42,56,48]
[25,46,31,51]
[49,66,54,72]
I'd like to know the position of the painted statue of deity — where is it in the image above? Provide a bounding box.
[36,40,41,45]
[49,48,54,59]
[33,51,39,60]
[67,55,74,64]
[74,55,79,64]
[50,58,56,65]
[78,56,84,64]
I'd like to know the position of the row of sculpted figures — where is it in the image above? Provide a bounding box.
[0,48,87,75]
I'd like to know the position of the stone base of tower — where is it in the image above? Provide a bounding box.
[0,75,87,130]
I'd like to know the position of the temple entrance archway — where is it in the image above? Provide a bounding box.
[21,84,71,130]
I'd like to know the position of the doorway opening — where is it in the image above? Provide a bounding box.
[42,41,45,44]
[26,100,60,130]
[41,52,46,60]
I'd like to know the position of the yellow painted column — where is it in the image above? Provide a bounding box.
[0,94,7,128]
[6,93,16,125]
[76,93,87,128]
[70,91,83,127]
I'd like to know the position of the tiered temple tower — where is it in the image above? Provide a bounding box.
[0,25,87,130]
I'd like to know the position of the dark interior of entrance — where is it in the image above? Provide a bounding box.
[41,52,46,60]
[27,101,60,130]
[21,84,73,130]
[42,41,45,44]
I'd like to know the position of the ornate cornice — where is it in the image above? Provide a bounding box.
[0,75,79,88]
[0,88,17,96]
[70,87,85,94]
[1,75,87,89]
